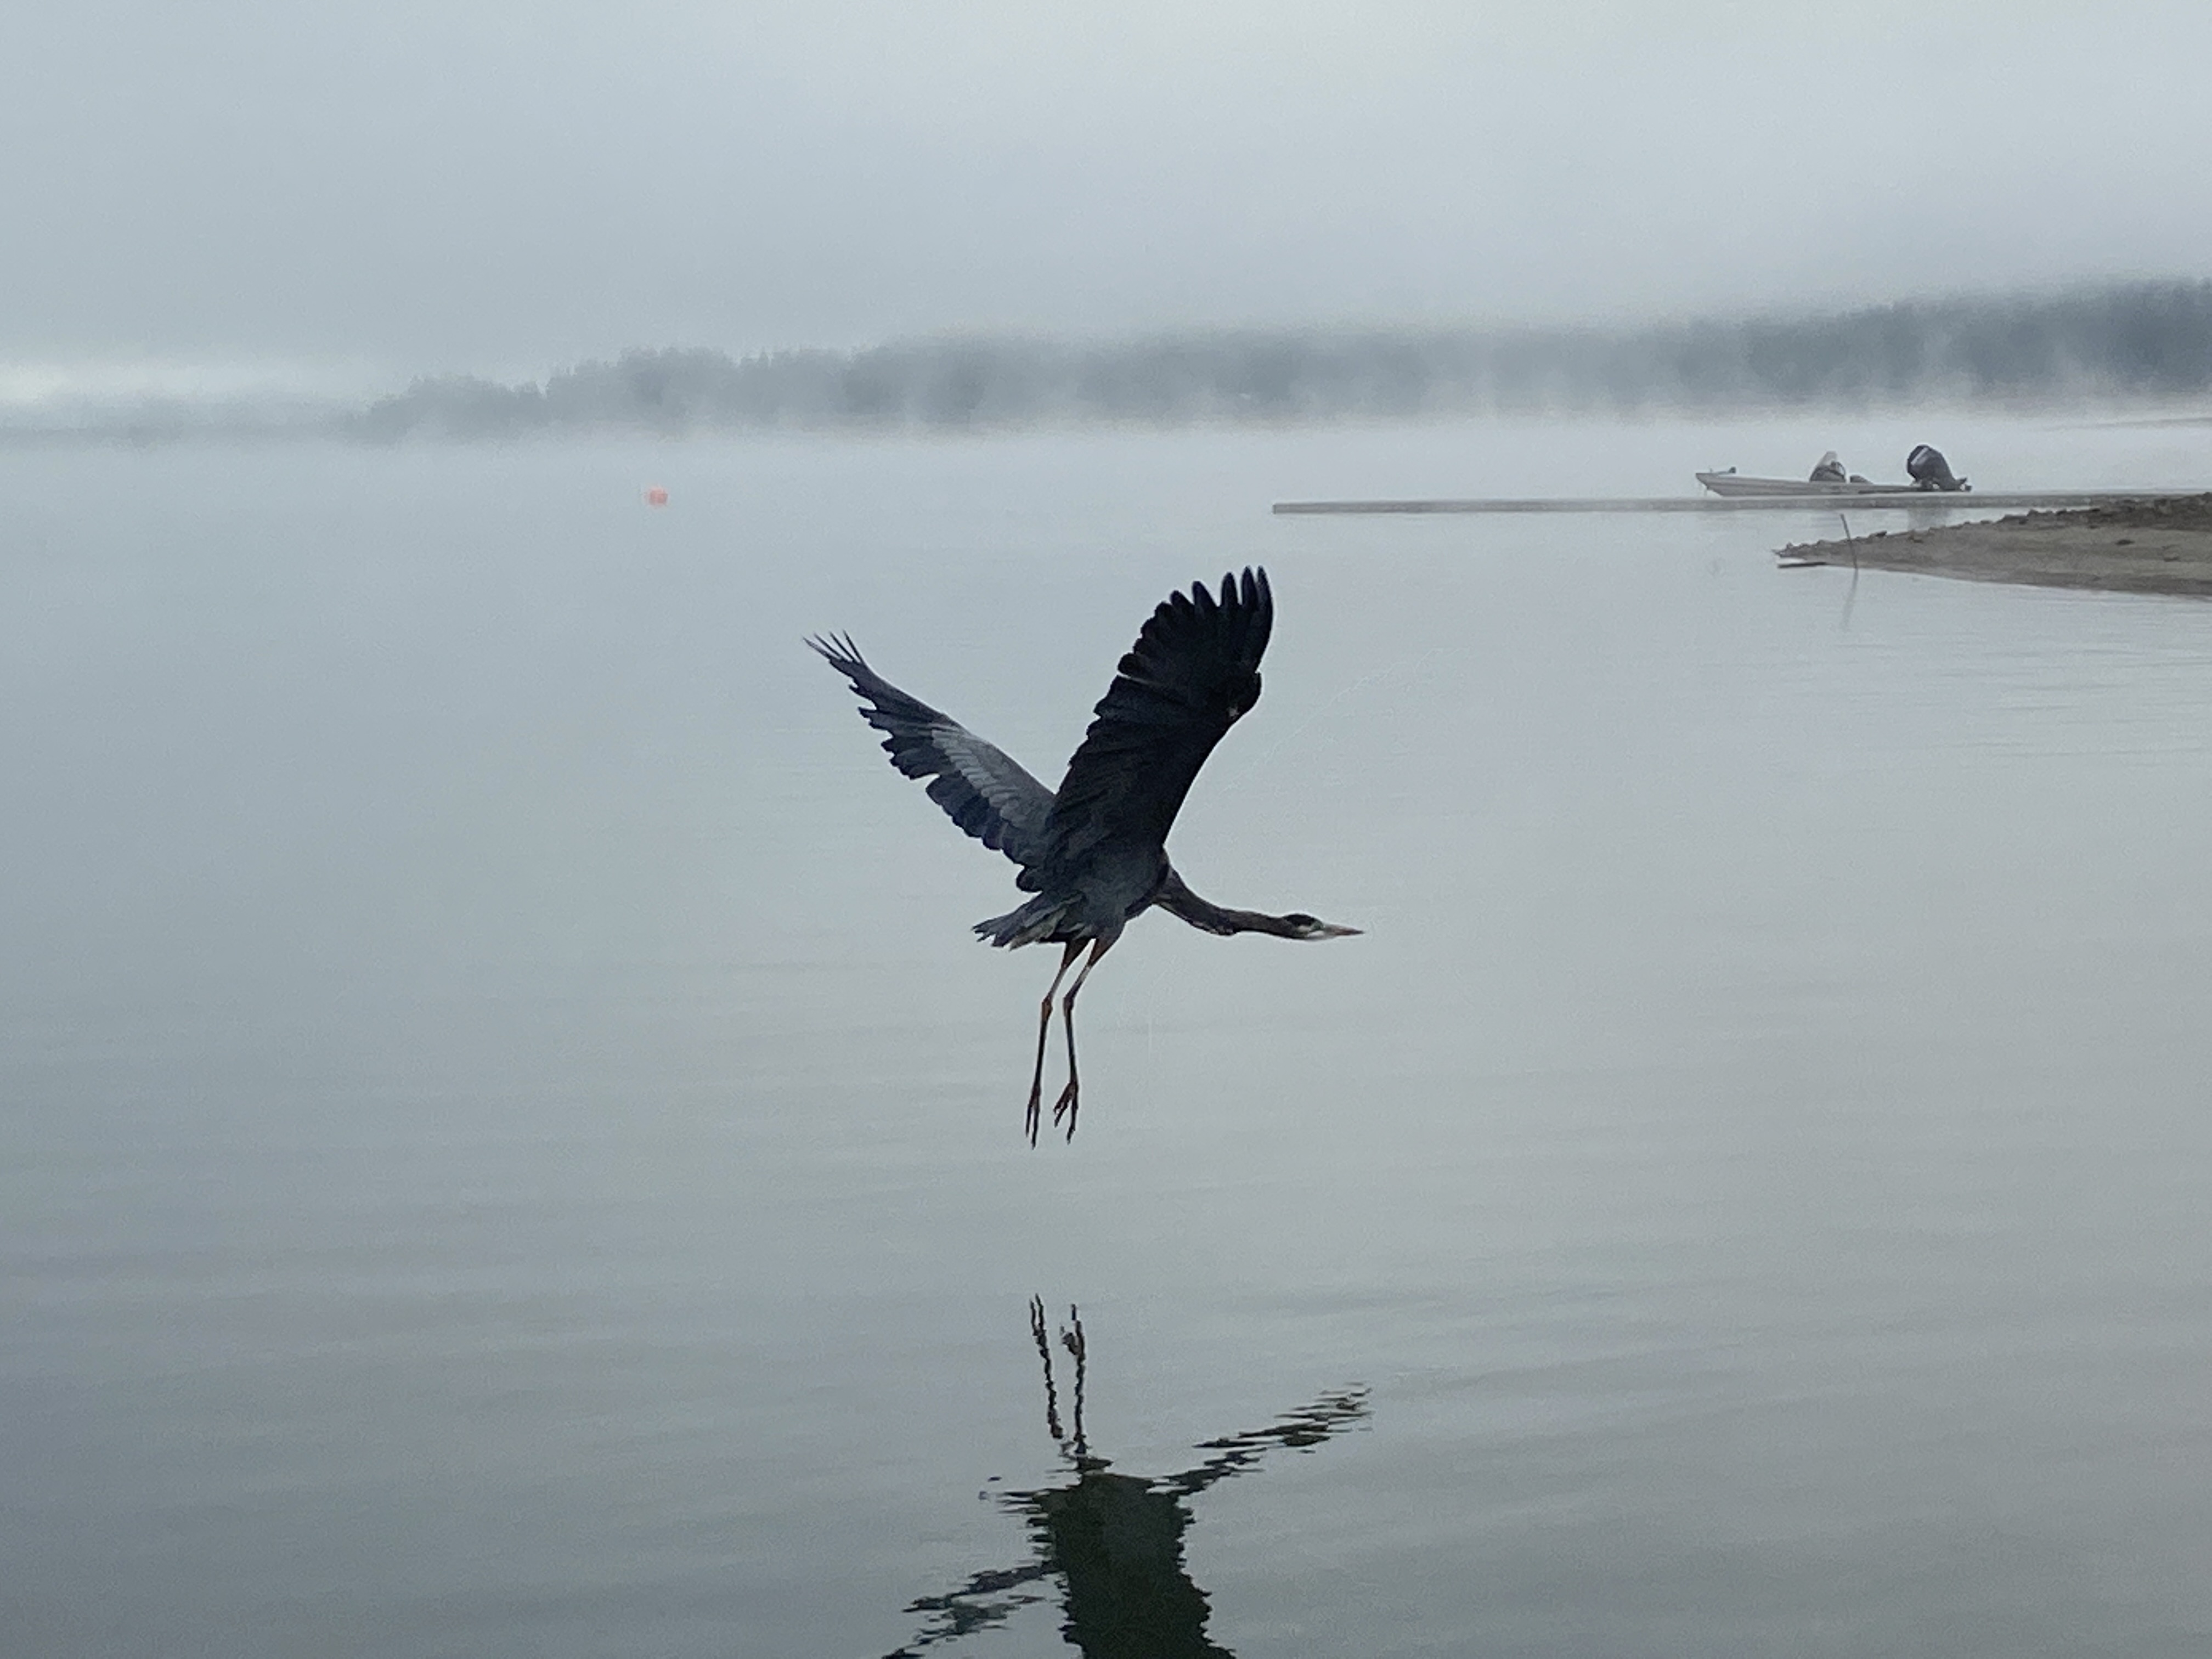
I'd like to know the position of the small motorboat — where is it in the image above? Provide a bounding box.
[1696,469,1954,499]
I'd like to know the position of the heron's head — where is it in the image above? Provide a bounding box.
[1282,912,1362,940]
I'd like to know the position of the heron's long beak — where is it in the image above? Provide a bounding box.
[1312,921,1362,939]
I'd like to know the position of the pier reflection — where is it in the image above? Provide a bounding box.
[883,1297,1369,1658]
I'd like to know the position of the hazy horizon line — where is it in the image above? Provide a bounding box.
[9,276,2212,442]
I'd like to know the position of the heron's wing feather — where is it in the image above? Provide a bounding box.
[1039,568,1271,874]
[809,635,1052,866]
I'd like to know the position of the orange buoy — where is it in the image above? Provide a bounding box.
[644,485,669,507]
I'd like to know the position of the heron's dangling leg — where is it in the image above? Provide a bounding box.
[1050,938,1114,1141]
[1026,941,1085,1147]
[1030,1295,1064,1442]
[1060,1305,1088,1458]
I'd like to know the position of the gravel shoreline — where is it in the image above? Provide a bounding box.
[1776,494,2212,597]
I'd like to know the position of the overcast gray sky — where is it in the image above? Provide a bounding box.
[4,1,2209,388]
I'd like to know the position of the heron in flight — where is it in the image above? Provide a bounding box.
[810,567,1358,1144]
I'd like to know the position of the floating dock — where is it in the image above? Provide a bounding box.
[1272,490,2203,516]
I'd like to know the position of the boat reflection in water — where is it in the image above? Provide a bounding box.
[883,1298,1369,1658]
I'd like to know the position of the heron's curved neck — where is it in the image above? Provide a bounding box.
[1154,872,1308,937]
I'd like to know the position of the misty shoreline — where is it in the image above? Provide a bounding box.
[10,281,2212,447]
[1777,494,2212,597]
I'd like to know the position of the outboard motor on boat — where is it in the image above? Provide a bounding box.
[1906,444,1970,492]
[1809,450,1847,483]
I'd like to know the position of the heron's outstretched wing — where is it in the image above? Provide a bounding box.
[1036,569,1272,877]
[809,635,1053,867]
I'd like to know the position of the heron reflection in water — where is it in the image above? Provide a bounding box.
[881,1299,1369,1658]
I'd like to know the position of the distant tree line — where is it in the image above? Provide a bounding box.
[353,280,2212,439]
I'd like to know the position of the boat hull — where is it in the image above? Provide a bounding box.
[1697,471,1940,498]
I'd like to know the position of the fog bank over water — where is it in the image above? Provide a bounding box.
[10,283,2212,443]
[357,284,2212,439]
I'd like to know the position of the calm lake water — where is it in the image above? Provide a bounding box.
[4,416,2211,1658]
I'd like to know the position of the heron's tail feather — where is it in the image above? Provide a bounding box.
[974,894,1073,949]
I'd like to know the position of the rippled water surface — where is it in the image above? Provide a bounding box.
[5,417,2211,1657]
